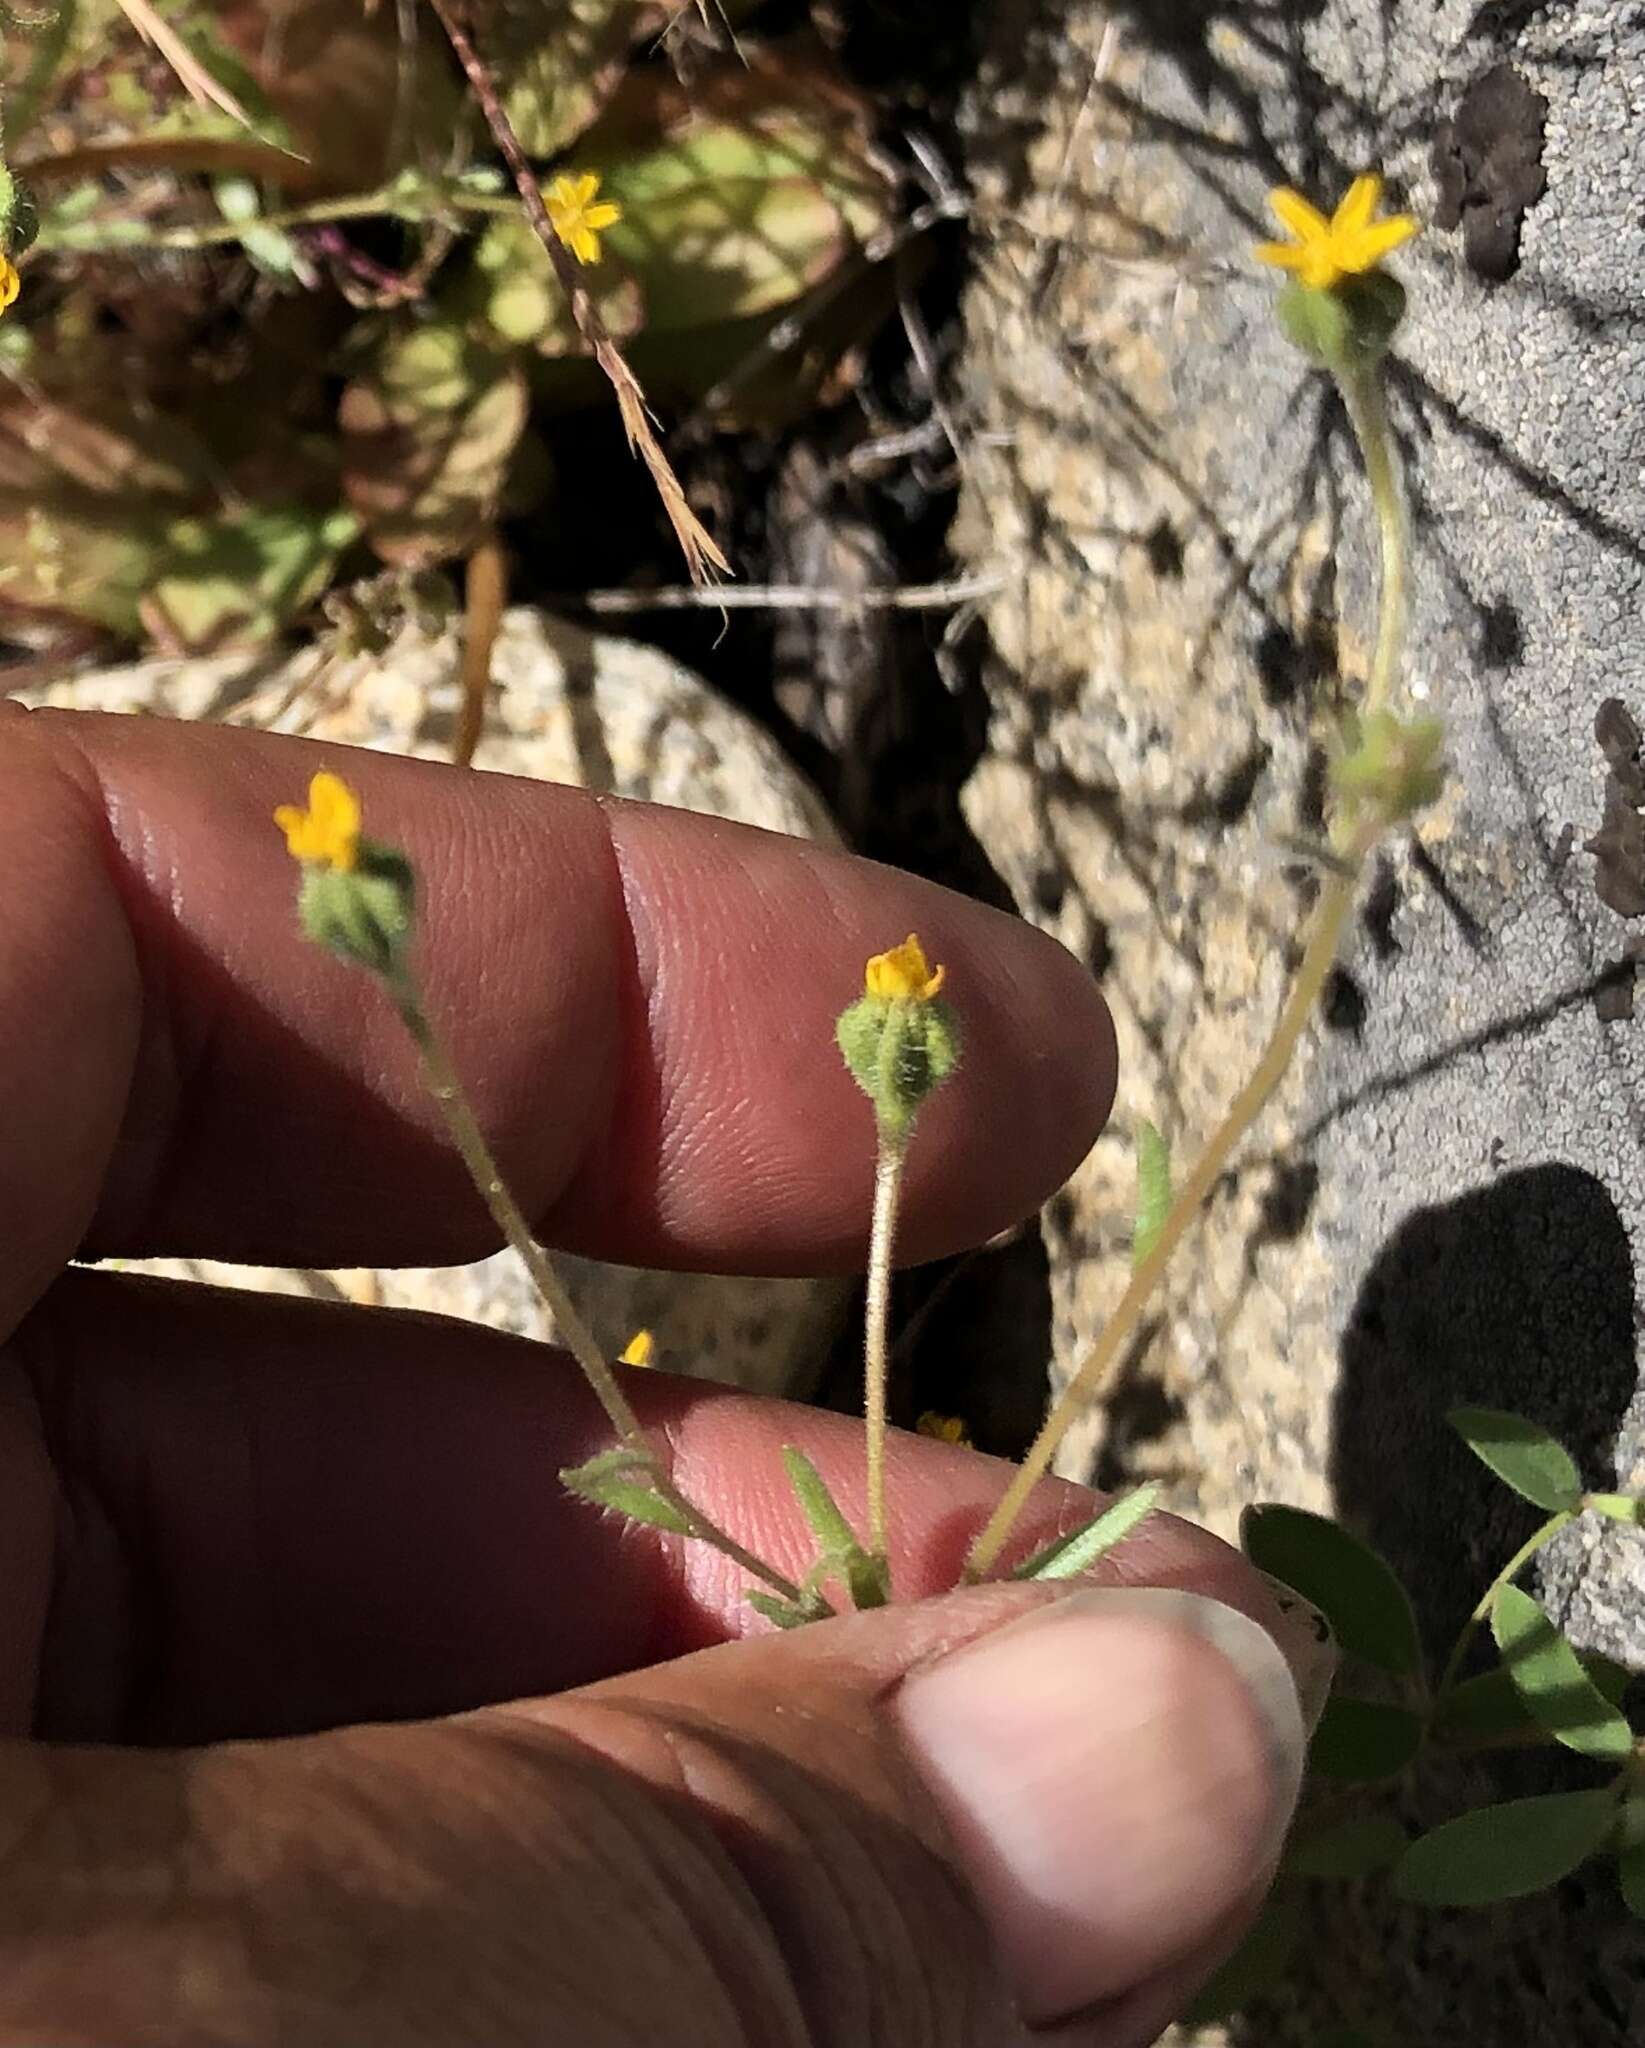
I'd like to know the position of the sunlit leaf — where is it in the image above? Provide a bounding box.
[340,324,530,567]
[1434,1650,1632,1748]
[1447,1406,1583,1511]
[559,1448,692,1534]
[1132,1120,1171,1266]
[1392,1789,1620,1906]
[780,1446,888,1609]
[491,0,645,158]
[1241,1504,1422,1676]
[1490,1584,1633,1761]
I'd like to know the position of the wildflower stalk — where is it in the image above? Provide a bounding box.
[1338,363,1407,718]
[965,844,1371,1581]
[863,1133,907,1565]
[968,183,1426,1581]
[381,965,806,1604]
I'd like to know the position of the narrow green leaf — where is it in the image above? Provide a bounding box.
[1585,1492,1645,1525]
[746,1589,831,1630]
[1285,1813,1408,1880]
[782,1446,866,1556]
[559,1452,692,1535]
[1434,1650,1633,1748]
[1392,1789,1620,1906]
[1490,1585,1633,1761]
[1182,1895,1301,2022]
[1447,1407,1584,1511]
[779,1447,889,1609]
[1240,1504,1421,1676]
[1309,1697,1424,1782]
[1620,1838,1645,1919]
[1132,1120,1171,1267]
[1012,1484,1163,1581]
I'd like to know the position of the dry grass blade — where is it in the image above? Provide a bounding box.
[425,0,729,585]
[112,0,255,129]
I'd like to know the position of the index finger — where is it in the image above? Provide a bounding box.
[1,706,1114,1335]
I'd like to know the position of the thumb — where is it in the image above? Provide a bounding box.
[531,1579,1310,2043]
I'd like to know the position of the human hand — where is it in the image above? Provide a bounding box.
[0,705,1313,2045]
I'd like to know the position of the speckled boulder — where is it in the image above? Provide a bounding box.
[18,608,842,1398]
[955,1,1645,2040]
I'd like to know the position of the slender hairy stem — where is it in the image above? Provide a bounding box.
[964,852,1367,1580]
[37,181,512,254]
[1338,364,1407,718]
[966,349,1413,1583]
[863,1133,907,1564]
[388,976,804,1602]
[1432,1508,1576,1706]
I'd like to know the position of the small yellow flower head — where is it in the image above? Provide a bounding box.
[544,171,622,266]
[619,1329,655,1368]
[275,771,414,979]
[838,932,961,1139]
[274,770,362,872]
[1256,174,1418,292]
[0,256,19,318]
[864,933,945,1003]
[916,1411,972,1447]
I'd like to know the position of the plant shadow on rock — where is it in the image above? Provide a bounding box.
[1330,1164,1638,1659]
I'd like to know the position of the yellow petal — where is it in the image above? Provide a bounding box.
[1343,213,1419,270]
[584,202,622,233]
[569,224,599,264]
[865,932,944,1001]
[1253,239,1309,272]
[619,1329,655,1367]
[1332,173,1383,236]
[545,175,576,210]
[1268,187,1330,242]
[0,258,19,314]
[573,171,600,207]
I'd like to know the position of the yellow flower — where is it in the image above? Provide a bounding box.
[274,770,362,872]
[864,933,945,1003]
[0,256,19,316]
[544,172,622,266]
[619,1329,655,1367]
[917,1411,972,1447]
[1255,174,1418,291]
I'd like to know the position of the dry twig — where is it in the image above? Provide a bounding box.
[113,0,255,130]
[424,0,728,585]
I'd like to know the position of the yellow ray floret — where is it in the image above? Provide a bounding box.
[865,933,945,1003]
[274,771,362,872]
[917,1411,972,1447]
[0,257,19,317]
[1255,173,1418,292]
[619,1329,655,1367]
[545,171,622,266]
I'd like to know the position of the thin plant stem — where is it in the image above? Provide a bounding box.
[386,972,804,1604]
[964,850,1368,1581]
[1339,363,1407,719]
[1432,1508,1576,1706]
[966,348,1412,1583]
[863,1132,907,1564]
[37,180,512,254]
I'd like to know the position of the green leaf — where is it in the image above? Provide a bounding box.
[145,504,360,652]
[746,1588,832,1630]
[339,324,531,568]
[1447,1407,1584,1511]
[1132,1120,1171,1267]
[1012,1485,1162,1581]
[1309,1697,1424,1782]
[1585,1492,1645,1524]
[1285,1813,1408,1880]
[559,1449,692,1535]
[1434,1650,1633,1748]
[780,1447,888,1609]
[1241,1505,1421,1676]
[1181,1895,1301,2023]
[1490,1585,1634,1761]
[1392,1789,1620,1906]
[494,0,644,157]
